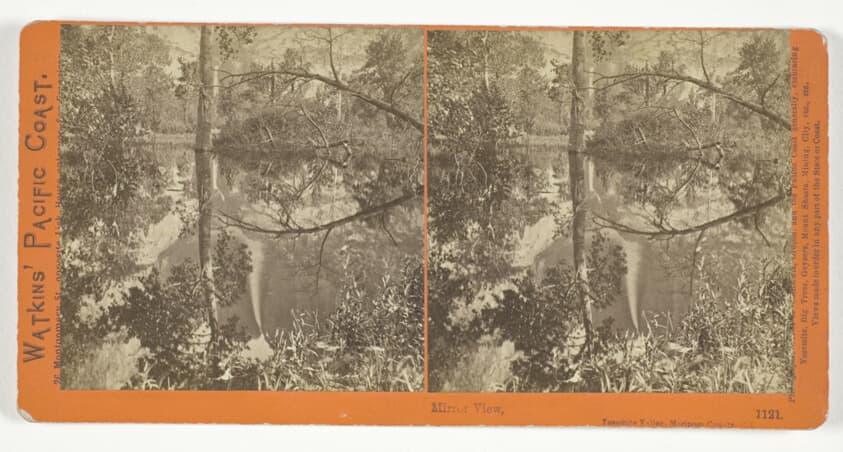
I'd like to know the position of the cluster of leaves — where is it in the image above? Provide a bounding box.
[430,87,550,252]
[352,31,424,126]
[215,26,258,61]
[427,246,476,391]
[427,30,546,142]
[589,31,630,62]
[550,31,630,123]
[725,35,791,122]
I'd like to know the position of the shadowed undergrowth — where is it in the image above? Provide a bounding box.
[435,259,792,393]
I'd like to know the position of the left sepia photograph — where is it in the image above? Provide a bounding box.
[58,24,425,391]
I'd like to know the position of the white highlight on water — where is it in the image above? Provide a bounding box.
[245,237,265,333]
[623,238,643,331]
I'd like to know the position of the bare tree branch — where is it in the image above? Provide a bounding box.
[672,107,702,148]
[668,161,703,201]
[327,28,342,82]
[380,213,399,247]
[292,160,329,201]
[299,105,330,147]
[218,186,422,237]
[698,31,711,84]
[388,64,423,104]
[758,72,783,108]
[754,214,772,247]
[593,192,788,238]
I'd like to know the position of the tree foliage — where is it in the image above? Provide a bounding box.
[59,25,425,391]
[429,30,793,393]
[59,26,173,374]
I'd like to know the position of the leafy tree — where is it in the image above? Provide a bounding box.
[429,29,792,393]
[59,26,172,380]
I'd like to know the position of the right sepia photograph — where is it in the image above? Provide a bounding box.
[427,29,793,393]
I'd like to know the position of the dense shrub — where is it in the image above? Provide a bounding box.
[65,252,424,392]
[229,257,424,391]
[577,260,793,393]
[478,256,793,393]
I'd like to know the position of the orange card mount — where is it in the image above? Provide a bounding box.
[18,21,828,428]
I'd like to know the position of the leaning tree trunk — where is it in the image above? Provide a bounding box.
[567,31,593,353]
[194,26,219,355]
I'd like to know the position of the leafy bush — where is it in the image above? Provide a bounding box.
[577,259,793,393]
[81,230,253,390]
[80,250,423,392]
[459,231,626,392]
[61,332,148,390]
[480,256,793,393]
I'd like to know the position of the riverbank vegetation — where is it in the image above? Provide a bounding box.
[59,25,424,391]
[428,30,793,393]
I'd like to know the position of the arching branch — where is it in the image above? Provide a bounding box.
[594,71,790,130]
[217,186,422,237]
[593,192,788,238]
[220,68,423,132]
